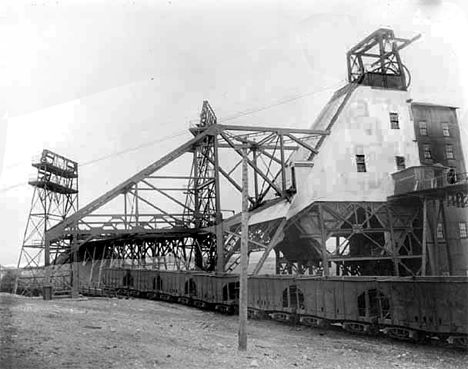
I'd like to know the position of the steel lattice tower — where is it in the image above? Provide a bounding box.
[14,150,78,296]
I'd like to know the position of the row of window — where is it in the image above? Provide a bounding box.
[419,121,451,137]
[423,143,455,160]
[355,144,455,171]
[387,113,453,138]
[437,222,467,239]
[355,155,406,172]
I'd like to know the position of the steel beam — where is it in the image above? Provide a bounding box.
[252,218,287,275]
[47,128,214,239]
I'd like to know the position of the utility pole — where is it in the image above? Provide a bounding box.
[238,148,249,351]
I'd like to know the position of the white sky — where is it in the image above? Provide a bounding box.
[1,0,467,265]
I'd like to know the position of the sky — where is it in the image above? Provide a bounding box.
[1,0,467,266]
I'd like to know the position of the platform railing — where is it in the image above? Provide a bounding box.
[392,167,467,196]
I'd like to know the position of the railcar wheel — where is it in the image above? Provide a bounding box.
[269,312,293,323]
[214,304,235,314]
[193,300,208,309]
[178,297,192,305]
[382,327,419,342]
[159,294,174,302]
[448,336,468,350]
[299,316,329,329]
[342,322,373,335]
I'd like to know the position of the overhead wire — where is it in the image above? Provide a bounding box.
[1,12,349,194]
[79,129,188,167]
[0,80,344,195]
[0,130,189,194]
[218,80,346,123]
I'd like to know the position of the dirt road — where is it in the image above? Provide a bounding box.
[0,293,466,369]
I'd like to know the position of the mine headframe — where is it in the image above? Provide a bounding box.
[347,28,421,90]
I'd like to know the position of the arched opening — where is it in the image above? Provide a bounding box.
[222,281,240,301]
[282,285,305,309]
[358,289,391,319]
[152,276,163,290]
[122,270,134,287]
[184,278,197,296]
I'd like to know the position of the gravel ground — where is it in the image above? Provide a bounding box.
[0,292,466,369]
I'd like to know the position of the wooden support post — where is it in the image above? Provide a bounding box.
[336,237,340,276]
[387,206,400,276]
[71,223,79,298]
[440,199,453,275]
[318,204,329,276]
[275,249,281,275]
[432,200,441,275]
[421,199,427,276]
[97,257,104,288]
[89,246,97,286]
[44,236,51,288]
[238,149,249,351]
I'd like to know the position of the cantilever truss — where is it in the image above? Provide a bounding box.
[45,101,329,287]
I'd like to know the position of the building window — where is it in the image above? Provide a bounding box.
[423,144,432,159]
[419,121,427,136]
[356,155,367,172]
[446,144,454,159]
[437,223,444,239]
[390,112,399,129]
[442,122,450,137]
[459,223,468,238]
[395,156,406,170]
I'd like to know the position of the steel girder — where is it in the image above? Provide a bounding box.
[44,101,329,276]
[274,201,426,277]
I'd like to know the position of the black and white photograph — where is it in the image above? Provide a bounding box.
[0,0,467,368]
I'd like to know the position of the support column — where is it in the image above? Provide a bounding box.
[387,205,400,276]
[252,149,259,202]
[252,219,286,275]
[135,184,139,227]
[71,222,79,298]
[192,151,203,270]
[432,201,440,275]
[421,198,427,276]
[238,149,248,351]
[440,199,453,275]
[124,192,128,230]
[318,204,329,276]
[214,133,224,273]
[279,134,286,194]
